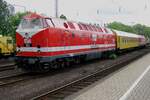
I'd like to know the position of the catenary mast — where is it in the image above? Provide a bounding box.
[55,0,58,17]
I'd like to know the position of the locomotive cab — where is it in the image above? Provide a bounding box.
[16,13,56,71]
[16,13,54,49]
[18,17,53,30]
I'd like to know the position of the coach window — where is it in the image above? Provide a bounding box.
[7,40,12,44]
[122,39,124,43]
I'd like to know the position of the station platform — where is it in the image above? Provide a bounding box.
[65,53,150,100]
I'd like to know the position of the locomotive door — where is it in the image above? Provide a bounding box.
[63,30,71,47]
[91,34,98,48]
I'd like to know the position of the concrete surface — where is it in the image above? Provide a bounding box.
[65,53,150,100]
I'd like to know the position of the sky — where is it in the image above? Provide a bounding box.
[4,0,150,26]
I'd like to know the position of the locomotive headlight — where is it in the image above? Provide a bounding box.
[37,45,41,53]
[17,45,21,53]
[37,49,41,53]
[18,49,21,53]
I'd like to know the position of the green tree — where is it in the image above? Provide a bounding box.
[60,14,67,20]
[133,24,145,34]
[9,12,28,33]
[0,0,11,35]
[8,12,28,41]
[108,21,150,38]
[132,24,150,38]
[107,22,134,33]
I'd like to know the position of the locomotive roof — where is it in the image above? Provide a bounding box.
[23,12,48,19]
[22,13,113,34]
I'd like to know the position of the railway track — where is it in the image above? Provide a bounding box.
[0,71,55,87]
[0,63,16,71]
[0,72,54,87]
[32,48,150,100]
[0,72,30,86]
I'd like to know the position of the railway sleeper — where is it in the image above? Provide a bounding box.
[58,91,76,95]
[48,94,66,99]
[44,95,64,100]
[81,81,94,84]
[73,83,90,87]
[71,85,85,89]
[63,88,80,92]
[83,77,100,82]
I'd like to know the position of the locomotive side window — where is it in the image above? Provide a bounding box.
[78,24,83,30]
[98,27,103,32]
[80,24,86,30]
[86,25,90,31]
[95,26,99,32]
[46,18,54,27]
[43,19,48,28]
[64,23,68,28]
[67,22,75,29]
[90,25,95,31]
[104,28,108,33]
[52,18,66,29]
[82,24,88,31]
[73,23,80,30]
[88,25,93,31]
[92,26,97,32]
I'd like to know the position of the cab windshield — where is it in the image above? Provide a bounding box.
[18,18,43,29]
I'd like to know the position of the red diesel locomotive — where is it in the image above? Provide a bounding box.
[16,13,116,71]
[15,13,146,72]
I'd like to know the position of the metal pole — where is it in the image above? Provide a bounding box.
[55,0,58,17]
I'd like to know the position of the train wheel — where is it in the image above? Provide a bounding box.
[64,60,70,67]
[42,63,50,71]
[60,61,65,68]
[74,57,81,64]
[51,61,58,69]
